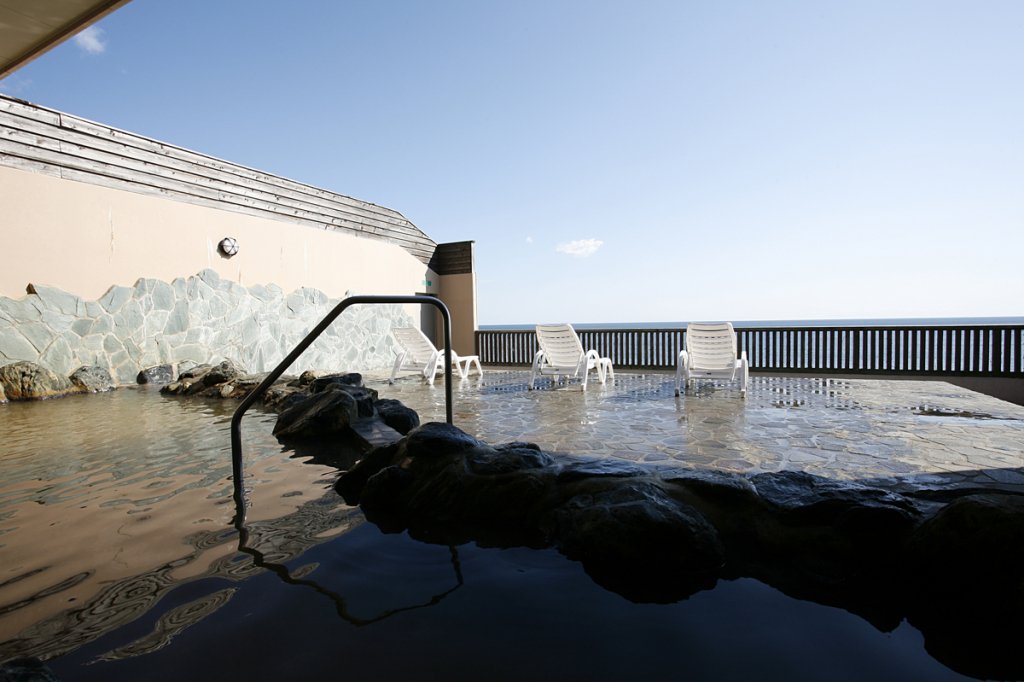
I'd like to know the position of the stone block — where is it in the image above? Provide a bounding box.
[151,280,175,311]
[40,310,74,333]
[39,336,75,375]
[99,285,133,314]
[198,269,222,289]
[91,313,114,334]
[163,301,189,336]
[120,300,145,335]
[81,334,105,352]
[144,310,170,338]
[0,326,39,362]
[71,318,93,337]
[209,295,229,318]
[248,284,275,302]
[27,283,81,315]
[123,337,142,362]
[174,344,210,364]
[286,292,305,313]
[0,297,41,323]
[16,321,54,352]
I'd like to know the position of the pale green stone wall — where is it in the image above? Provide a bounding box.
[0,269,414,384]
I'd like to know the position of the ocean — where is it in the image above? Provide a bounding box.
[480,317,1024,331]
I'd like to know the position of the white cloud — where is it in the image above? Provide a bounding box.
[74,26,107,54]
[525,235,533,244]
[555,238,603,258]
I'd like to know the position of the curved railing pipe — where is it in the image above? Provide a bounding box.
[230,295,454,523]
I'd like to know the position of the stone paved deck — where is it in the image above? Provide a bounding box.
[364,370,1024,496]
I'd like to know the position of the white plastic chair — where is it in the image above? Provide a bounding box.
[675,322,749,397]
[389,327,482,384]
[529,323,613,390]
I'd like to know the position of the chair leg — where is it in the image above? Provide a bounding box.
[389,353,404,384]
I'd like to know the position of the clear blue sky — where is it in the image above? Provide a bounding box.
[3,0,1022,325]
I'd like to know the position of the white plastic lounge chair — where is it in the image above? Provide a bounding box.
[675,322,749,397]
[529,323,613,390]
[390,327,482,384]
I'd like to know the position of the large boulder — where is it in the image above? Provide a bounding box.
[272,387,359,440]
[375,398,420,434]
[338,423,724,601]
[903,493,1024,680]
[552,480,723,602]
[161,360,245,396]
[0,361,78,400]
[70,365,116,393]
[137,364,176,385]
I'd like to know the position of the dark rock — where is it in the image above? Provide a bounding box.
[203,359,245,385]
[552,481,724,602]
[465,447,555,475]
[495,441,542,452]
[343,385,378,418]
[69,365,116,393]
[375,398,420,434]
[161,360,245,396]
[904,494,1024,681]
[137,364,175,385]
[336,442,402,505]
[272,388,358,440]
[0,656,61,681]
[750,470,921,537]
[296,369,327,386]
[402,422,484,459]
[309,372,363,393]
[0,361,77,400]
[263,383,307,412]
[557,458,649,482]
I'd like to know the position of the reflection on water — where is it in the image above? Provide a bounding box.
[0,387,985,680]
[0,387,356,663]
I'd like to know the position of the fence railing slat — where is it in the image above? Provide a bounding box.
[474,324,1024,377]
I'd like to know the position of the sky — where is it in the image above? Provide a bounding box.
[2,0,1022,325]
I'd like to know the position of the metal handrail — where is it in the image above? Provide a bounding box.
[230,295,454,523]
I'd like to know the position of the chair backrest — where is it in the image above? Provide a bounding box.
[535,324,585,367]
[393,327,439,363]
[685,323,738,370]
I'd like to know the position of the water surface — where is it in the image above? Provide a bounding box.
[0,388,984,680]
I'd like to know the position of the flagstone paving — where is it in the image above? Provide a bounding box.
[365,370,1024,495]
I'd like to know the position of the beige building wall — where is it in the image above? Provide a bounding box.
[439,272,478,356]
[0,166,438,302]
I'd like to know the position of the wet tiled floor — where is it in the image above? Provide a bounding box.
[366,370,1024,495]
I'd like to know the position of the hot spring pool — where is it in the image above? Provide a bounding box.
[0,388,987,680]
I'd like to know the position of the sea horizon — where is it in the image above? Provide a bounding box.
[480,316,1024,331]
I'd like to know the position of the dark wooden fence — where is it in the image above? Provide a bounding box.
[475,324,1024,377]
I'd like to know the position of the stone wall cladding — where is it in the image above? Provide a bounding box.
[0,269,413,384]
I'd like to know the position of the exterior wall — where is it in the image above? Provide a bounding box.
[439,272,478,356]
[0,166,435,302]
[0,96,481,383]
[429,241,477,356]
[0,95,436,263]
